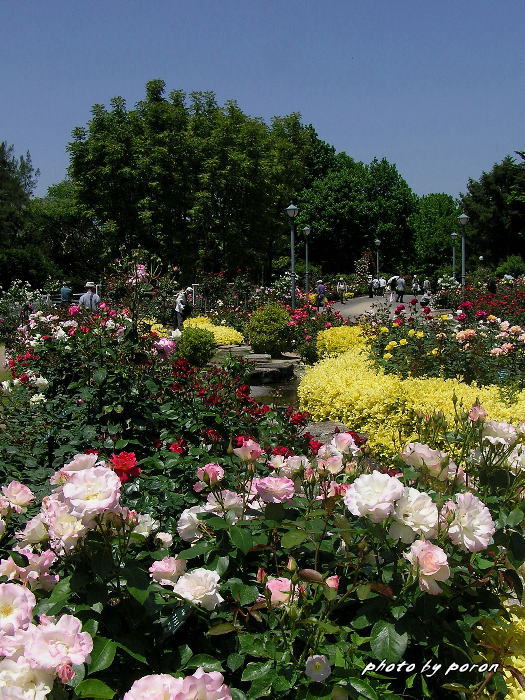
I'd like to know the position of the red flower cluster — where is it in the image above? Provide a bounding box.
[272,445,294,458]
[169,438,187,455]
[109,451,141,483]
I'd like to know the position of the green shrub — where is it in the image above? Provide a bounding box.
[495,254,525,278]
[244,303,290,357]
[176,326,216,366]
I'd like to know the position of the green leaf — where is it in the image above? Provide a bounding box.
[347,677,379,700]
[241,660,274,681]
[508,508,524,528]
[88,637,117,675]
[281,528,308,549]
[228,581,259,606]
[264,502,285,521]
[127,585,150,605]
[207,622,236,636]
[93,368,107,384]
[116,641,147,665]
[75,679,115,698]
[185,654,224,672]
[177,541,211,559]
[114,439,128,449]
[230,525,253,554]
[509,531,525,567]
[227,653,245,672]
[370,621,408,663]
[82,619,99,638]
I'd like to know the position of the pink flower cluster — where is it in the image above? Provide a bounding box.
[0,582,92,694]
[124,667,232,699]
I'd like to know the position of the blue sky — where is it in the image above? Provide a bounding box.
[2,0,524,198]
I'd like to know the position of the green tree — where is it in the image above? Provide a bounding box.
[297,154,416,273]
[461,154,525,265]
[408,193,461,274]
[0,141,38,247]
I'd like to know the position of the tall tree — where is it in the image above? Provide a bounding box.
[461,155,525,264]
[408,193,461,273]
[0,141,38,247]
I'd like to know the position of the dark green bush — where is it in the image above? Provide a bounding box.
[244,303,290,357]
[176,326,216,366]
[495,255,525,278]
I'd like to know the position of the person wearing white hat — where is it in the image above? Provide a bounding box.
[175,286,193,330]
[79,282,100,312]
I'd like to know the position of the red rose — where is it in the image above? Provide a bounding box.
[109,451,141,483]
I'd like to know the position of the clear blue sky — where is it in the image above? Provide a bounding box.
[2,0,524,198]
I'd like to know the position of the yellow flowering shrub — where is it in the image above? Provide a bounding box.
[316,326,366,358]
[140,318,170,338]
[479,607,525,699]
[185,317,244,346]
[299,332,525,454]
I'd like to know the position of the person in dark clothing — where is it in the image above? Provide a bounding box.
[60,282,73,306]
[315,280,327,311]
[487,279,497,294]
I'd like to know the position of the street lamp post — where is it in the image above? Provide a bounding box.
[451,232,458,280]
[303,226,311,295]
[374,238,381,276]
[458,213,470,292]
[286,203,299,309]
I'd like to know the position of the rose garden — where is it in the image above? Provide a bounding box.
[1,255,525,700]
[2,73,525,700]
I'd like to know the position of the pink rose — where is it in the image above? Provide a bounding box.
[0,583,36,634]
[124,674,185,699]
[468,406,487,422]
[233,439,264,462]
[404,540,450,594]
[68,305,80,316]
[175,667,232,699]
[61,466,121,520]
[266,577,293,606]
[196,463,225,486]
[253,477,295,504]
[2,481,34,512]
[149,556,186,587]
[325,575,339,590]
[25,614,93,670]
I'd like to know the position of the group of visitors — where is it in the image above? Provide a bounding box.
[367,275,387,298]
[58,281,194,331]
[388,275,431,303]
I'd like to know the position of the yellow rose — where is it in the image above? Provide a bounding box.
[380,327,389,334]
[416,331,424,338]
[440,314,450,321]
[408,329,416,337]
[487,315,497,322]
[399,339,408,346]
[431,348,439,355]
[390,341,398,348]
[383,353,393,360]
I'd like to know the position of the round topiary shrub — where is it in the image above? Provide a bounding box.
[176,326,216,366]
[244,303,290,357]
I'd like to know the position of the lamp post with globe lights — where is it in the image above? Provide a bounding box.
[458,212,470,292]
[303,226,311,295]
[451,232,458,280]
[374,238,381,276]
[286,203,299,309]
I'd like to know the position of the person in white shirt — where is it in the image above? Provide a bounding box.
[175,287,193,330]
[78,282,100,311]
[378,276,386,296]
[336,278,348,304]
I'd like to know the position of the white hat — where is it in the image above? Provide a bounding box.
[85,281,96,288]
[186,286,193,292]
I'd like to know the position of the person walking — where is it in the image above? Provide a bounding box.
[175,287,193,331]
[79,282,100,312]
[388,276,398,303]
[423,278,431,294]
[60,282,72,306]
[367,275,373,298]
[315,280,327,311]
[395,275,406,303]
[412,276,420,295]
[336,278,348,304]
[372,277,380,296]
[379,276,386,296]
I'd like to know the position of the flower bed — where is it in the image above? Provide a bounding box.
[0,408,524,697]
[300,327,525,454]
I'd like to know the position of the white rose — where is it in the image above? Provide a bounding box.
[344,471,404,523]
[177,506,210,543]
[172,568,223,610]
[29,393,46,405]
[133,513,159,537]
[482,420,518,446]
[400,443,451,480]
[389,487,438,543]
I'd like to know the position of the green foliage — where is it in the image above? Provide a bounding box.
[407,193,461,275]
[461,154,525,266]
[244,303,290,357]
[176,326,216,366]
[495,254,525,278]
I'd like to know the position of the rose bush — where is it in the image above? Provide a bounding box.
[0,407,523,697]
